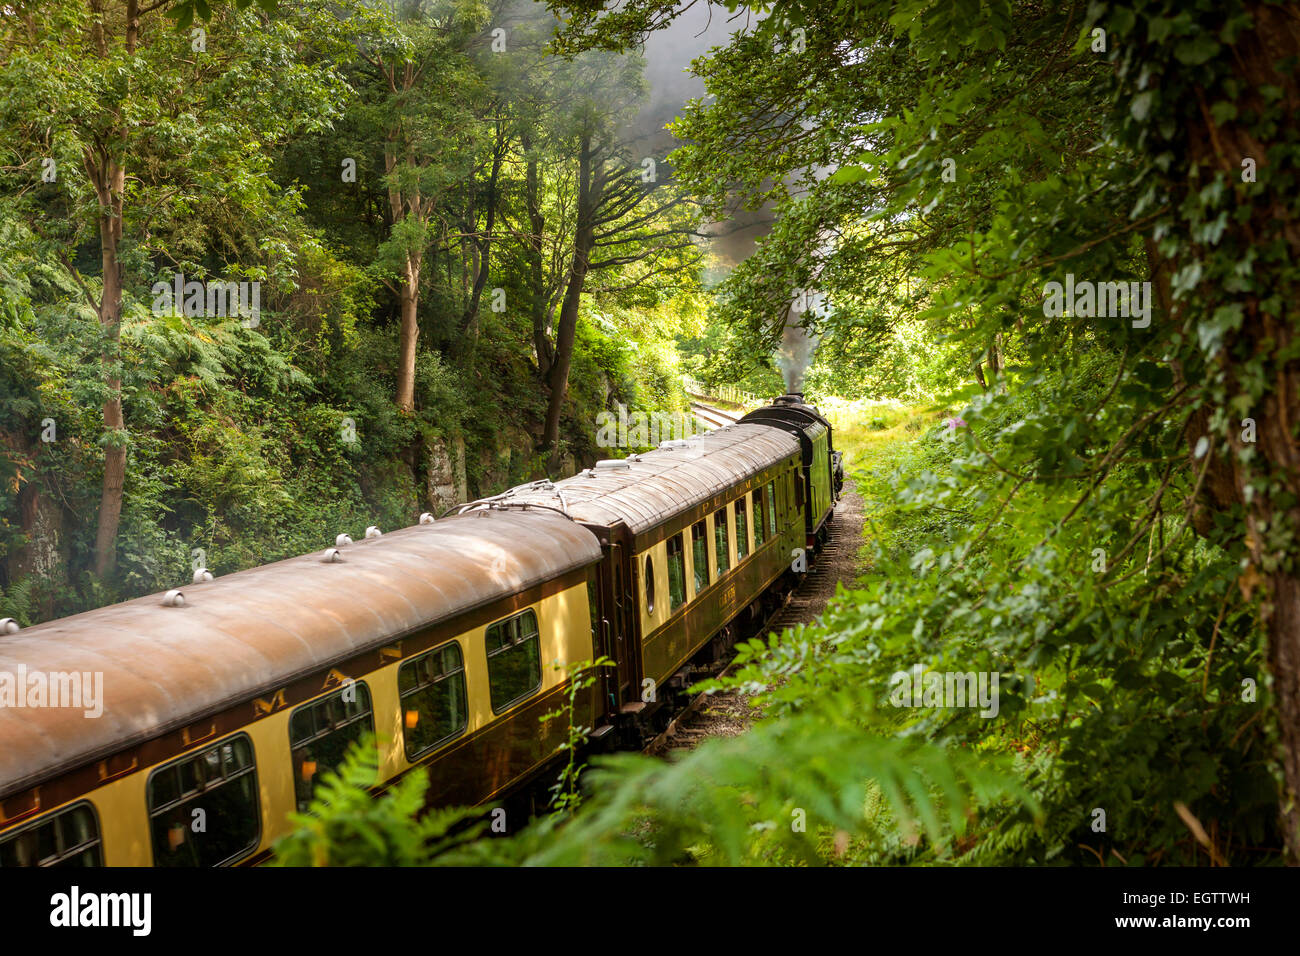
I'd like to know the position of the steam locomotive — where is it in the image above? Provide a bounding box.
[0,394,840,866]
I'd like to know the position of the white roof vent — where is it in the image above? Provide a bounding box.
[192,568,213,584]
[512,479,554,493]
[323,548,344,563]
[365,525,382,538]
[594,459,631,470]
[0,618,19,635]
[419,512,435,524]
[659,439,694,450]
[335,533,353,547]
[162,590,186,608]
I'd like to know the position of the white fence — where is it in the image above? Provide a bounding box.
[681,376,764,409]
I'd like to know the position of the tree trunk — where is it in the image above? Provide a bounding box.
[525,149,553,374]
[86,0,137,580]
[1172,2,1300,859]
[395,255,421,413]
[460,123,506,337]
[542,136,595,470]
[90,156,127,580]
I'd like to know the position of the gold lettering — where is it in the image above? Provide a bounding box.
[252,689,287,717]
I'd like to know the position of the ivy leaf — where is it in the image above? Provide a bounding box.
[1210,100,1238,124]
[1196,303,1244,354]
[1174,35,1220,65]
[1130,91,1154,121]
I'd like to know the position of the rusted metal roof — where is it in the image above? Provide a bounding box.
[477,422,801,534]
[0,511,601,799]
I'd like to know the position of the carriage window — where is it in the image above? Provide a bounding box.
[486,610,542,712]
[667,534,686,610]
[400,642,468,757]
[753,490,766,546]
[735,498,749,560]
[644,556,656,614]
[691,520,709,593]
[289,682,374,811]
[713,508,730,576]
[766,482,778,536]
[0,802,101,867]
[148,734,258,866]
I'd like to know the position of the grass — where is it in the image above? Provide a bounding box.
[822,399,938,583]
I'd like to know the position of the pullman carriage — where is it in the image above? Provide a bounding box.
[0,511,601,865]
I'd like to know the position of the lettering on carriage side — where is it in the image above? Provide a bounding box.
[722,584,737,606]
[253,688,288,717]
[181,722,216,746]
[50,886,151,936]
[321,668,352,692]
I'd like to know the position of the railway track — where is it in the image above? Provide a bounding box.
[644,483,859,755]
[690,399,740,431]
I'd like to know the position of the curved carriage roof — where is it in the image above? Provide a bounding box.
[0,510,601,799]
[478,421,801,535]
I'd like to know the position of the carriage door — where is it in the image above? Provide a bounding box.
[608,542,635,706]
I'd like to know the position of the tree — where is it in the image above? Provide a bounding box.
[352,0,491,412]
[0,0,352,577]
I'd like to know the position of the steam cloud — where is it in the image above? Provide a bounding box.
[776,303,820,393]
[633,4,774,267]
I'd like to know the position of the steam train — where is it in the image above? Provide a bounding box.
[0,394,842,866]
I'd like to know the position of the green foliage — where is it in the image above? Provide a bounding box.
[539,656,615,817]
[271,735,485,866]
[532,0,1298,866]
[506,704,1036,866]
[740,365,1280,864]
[0,0,698,616]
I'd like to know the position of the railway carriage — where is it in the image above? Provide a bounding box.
[0,393,839,866]
[480,413,820,737]
[0,512,602,866]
